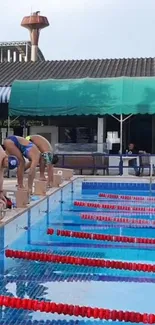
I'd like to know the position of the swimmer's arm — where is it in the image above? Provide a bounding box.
[3,140,25,188]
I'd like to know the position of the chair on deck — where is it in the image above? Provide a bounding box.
[139,151,155,176]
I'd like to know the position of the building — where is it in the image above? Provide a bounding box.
[0,41,45,63]
[0,58,155,152]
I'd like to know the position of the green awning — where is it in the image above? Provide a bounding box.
[9,77,155,116]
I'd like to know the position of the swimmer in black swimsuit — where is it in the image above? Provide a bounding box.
[3,135,40,194]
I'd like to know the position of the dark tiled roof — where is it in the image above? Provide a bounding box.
[0,58,155,86]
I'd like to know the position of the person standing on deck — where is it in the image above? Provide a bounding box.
[3,136,40,194]
[25,135,58,187]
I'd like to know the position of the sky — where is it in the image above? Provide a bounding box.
[1,0,155,61]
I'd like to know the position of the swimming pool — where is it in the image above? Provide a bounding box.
[1,177,155,324]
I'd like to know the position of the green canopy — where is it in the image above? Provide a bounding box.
[9,77,155,116]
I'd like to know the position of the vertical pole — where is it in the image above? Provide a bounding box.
[120,114,123,154]
[7,116,10,137]
[97,117,104,152]
[119,114,123,175]
[22,119,27,137]
[150,156,153,195]
[25,43,28,62]
[46,197,49,228]
[7,49,11,62]
[0,48,3,63]
[13,51,17,62]
[7,116,11,178]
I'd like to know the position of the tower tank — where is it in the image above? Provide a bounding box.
[21,11,49,62]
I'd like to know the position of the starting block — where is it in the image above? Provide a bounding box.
[52,174,62,187]
[34,180,47,196]
[16,189,29,208]
[54,168,73,180]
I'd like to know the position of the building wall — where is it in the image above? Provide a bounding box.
[29,126,58,150]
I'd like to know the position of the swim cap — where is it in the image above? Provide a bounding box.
[8,156,19,170]
[26,136,31,141]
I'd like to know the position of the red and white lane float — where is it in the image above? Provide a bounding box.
[81,213,155,227]
[0,295,154,323]
[47,228,155,245]
[5,249,155,273]
[99,192,155,202]
[74,201,155,213]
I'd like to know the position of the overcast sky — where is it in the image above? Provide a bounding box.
[1,0,155,60]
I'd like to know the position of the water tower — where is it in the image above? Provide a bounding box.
[21,11,49,62]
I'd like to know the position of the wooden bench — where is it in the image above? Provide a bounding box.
[55,154,109,175]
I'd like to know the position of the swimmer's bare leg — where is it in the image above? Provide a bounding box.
[39,156,47,181]
[47,164,53,187]
[25,161,31,171]
[28,149,40,194]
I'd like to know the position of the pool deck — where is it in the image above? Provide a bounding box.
[1,174,153,227]
[0,177,75,227]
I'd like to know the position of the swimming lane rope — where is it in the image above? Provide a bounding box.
[74,201,155,213]
[99,192,155,202]
[47,228,155,245]
[81,213,155,227]
[0,295,155,323]
[5,249,155,273]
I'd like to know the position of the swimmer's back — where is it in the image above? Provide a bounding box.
[28,135,52,152]
[5,135,31,146]
[15,136,31,146]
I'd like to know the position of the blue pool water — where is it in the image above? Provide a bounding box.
[1,178,155,325]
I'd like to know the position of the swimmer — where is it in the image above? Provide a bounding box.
[25,135,58,187]
[0,145,18,208]
[3,136,40,194]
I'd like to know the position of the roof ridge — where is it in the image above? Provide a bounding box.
[0,57,155,64]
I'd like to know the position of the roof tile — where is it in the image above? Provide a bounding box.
[0,58,155,86]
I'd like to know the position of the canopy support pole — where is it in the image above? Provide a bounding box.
[7,116,10,137]
[150,156,153,195]
[111,114,133,154]
[7,116,20,136]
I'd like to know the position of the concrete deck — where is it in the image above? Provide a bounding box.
[0,177,75,227]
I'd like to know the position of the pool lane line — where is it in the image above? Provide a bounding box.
[74,200,155,213]
[49,228,155,246]
[32,241,155,251]
[48,222,150,229]
[67,208,155,215]
[48,222,155,229]
[99,192,155,202]
[5,249,155,274]
[0,294,154,322]
[81,213,155,227]
[2,274,155,284]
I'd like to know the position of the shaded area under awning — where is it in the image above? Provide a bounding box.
[9,77,155,116]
